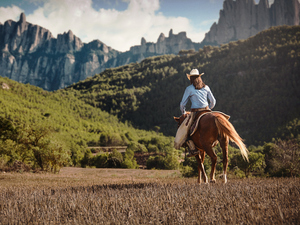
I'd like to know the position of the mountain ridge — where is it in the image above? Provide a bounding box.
[1,0,299,91]
[0,13,201,91]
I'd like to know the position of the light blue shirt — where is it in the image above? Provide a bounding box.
[180,85,216,114]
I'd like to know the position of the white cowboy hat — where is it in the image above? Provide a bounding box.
[186,69,204,80]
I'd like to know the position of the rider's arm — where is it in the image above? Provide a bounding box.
[180,87,190,114]
[206,86,216,109]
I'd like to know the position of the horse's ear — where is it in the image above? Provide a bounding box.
[174,116,180,122]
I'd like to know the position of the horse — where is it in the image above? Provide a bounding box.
[174,111,248,184]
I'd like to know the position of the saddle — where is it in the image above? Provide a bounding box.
[190,111,230,136]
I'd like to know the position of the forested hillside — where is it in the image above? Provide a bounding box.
[69,26,300,145]
[0,77,177,172]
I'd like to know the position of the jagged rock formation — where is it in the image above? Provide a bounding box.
[105,29,202,70]
[0,13,119,90]
[126,29,201,60]
[202,0,300,45]
[2,0,297,91]
[0,14,200,91]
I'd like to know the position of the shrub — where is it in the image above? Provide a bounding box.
[94,153,109,168]
[180,157,198,177]
[163,151,179,170]
[99,132,126,146]
[264,139,300,177]
[107,149,123,168]
[180,165,194,177]
[146,155,165,170]
[230,150,266,178]
[127,142,148,153]
[81,149,94,168]
[121,149,139,169]
[147,150,179,170]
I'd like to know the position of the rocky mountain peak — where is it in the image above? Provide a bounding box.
[201,0,300,45]
[141,37,146,45]
[67,30,74,39]
[56,29,83,53]
[19,12,26,24]
[157,33,165,42]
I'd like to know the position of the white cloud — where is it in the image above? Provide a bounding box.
[0,5,23,24]
[0,0,206,51]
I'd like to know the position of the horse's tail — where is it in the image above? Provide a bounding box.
[214,114,249,161]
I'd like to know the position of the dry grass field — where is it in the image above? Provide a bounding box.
[0,167,299,224]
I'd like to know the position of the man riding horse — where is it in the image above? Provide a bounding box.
[174,68,216,157]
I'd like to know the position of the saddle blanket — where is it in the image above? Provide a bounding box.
[190,111,230,136]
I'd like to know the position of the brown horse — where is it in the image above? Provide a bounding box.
[174,111,248,184]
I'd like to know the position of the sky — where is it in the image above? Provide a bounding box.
[0,0,275,52]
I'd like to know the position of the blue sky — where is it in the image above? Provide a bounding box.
[0,0,273,51]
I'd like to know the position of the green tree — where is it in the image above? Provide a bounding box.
[264,139,300,177]
[121,149,139,169]
[107,149,123,168]
[230,151,266,177]
[94,153,109,168]
[81,149,93,168]
[0,117,17,141]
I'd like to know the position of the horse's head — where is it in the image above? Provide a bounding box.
[173,112,190,127]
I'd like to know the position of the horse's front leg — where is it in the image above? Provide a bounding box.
[195,152,208,184]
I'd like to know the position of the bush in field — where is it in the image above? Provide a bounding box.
[146,150,179,170]
[122,149,139,169]
[80,149,94,168]
[94,153,109,168]
[107,149,123,168]
[180,156,200,177]
[146,155,165,169]
[229,145,266,177]
[163,150,180,170]
[180,164,195,177]
[264,139,300,177]
[0,119,69,173]
[70,142,85,166]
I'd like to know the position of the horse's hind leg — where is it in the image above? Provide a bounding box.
[219,136,229,184]
[203,145,217,183]
[195,152,208,184]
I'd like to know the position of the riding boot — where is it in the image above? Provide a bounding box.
[186,140,199,157]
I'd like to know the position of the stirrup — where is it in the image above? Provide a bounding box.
[186,140,199,157]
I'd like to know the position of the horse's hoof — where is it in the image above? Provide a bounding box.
[210,179,216,183]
